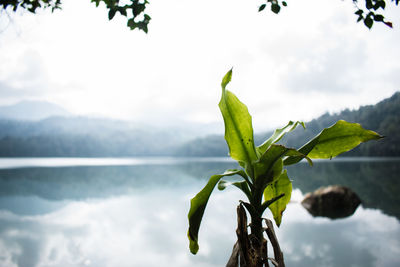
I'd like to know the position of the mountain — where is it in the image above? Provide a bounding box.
[0,93,398,157]
[0,116,199,157]
[0,101,71,121]
[0,100,223,157]
[175,92,400,157]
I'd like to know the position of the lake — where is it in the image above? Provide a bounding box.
[0,157,399,267]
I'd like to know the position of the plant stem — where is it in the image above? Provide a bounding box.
[250,186,264,242]
[250,214,264,243]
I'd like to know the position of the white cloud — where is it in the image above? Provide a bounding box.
[0,0,399,130]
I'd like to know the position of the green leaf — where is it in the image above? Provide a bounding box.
[221,68,232,90]
[364,16,374,29]
[284,120,382,165]
[379,0,386,9]
[118,6,127,16]
[259,4,266,12]
[240,201,259,219]
[264,170,292,226]
[255,144,311,190]
[132,3,146,16]
[374,14,384,21]
[108,9,116,20]
[254,146,287,198]
[260,193,285,215]
[271,3,281,14]
[282,1,287,7]
[284,148,313,166]
[188,169,243,254]
[254,145,286,187]
[218,70,257,173]
[355,9,363,16]
[127,18,137,29]
[218,179,252,200]
[366,0,374,9]
[257,121,305,155]
[307,120,382,158]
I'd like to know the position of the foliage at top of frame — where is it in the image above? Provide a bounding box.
[258,0,397,29]
[0,0,151,33]
[1,0,398,32]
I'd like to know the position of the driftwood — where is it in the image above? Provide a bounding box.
[226,203,285,267]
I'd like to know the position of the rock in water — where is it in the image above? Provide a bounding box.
[301,185,361,219]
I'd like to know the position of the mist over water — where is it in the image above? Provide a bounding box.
[0,158,399,267]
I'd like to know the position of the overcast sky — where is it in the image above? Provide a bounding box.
[0,0,399,131]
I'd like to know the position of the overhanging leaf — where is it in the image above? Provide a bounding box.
[284,120,382,165]
[263,170,292,226]
[219,70,257,174]
[188,169,243,254]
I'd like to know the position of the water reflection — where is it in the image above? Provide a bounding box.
[0,190,240,267]
[281,204,400,267]
[286,159,400,219]
[0,158,399,266]
[301,185,361,219]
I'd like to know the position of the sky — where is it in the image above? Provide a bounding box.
[0,0,399,132]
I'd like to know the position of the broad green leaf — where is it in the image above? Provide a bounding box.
[219,70,257,171]
[284,120,382,165]
[254,145,287,188]
[264,170,292,226]
[257,121,305,155]
[308,120,382,158]
[254,144,310,189]
[188,169,243,254]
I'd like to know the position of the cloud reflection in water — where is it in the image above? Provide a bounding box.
[0,159,399,267]
[0,188,399,267]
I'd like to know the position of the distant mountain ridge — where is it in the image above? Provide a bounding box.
[176,92,400,157]
[0,105,220,157]
[0,101,71,121]
[0,93,398,157]
[0,116,199,157]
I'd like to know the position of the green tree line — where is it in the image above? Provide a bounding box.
[176,92,400,157]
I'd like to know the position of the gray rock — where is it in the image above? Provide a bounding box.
[301,185,361,219]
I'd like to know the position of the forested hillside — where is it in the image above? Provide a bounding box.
[0,92,398,157]
[0,117,195,157]
[176,92,400,157]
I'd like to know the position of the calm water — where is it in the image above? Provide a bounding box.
[0,157,399,267]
